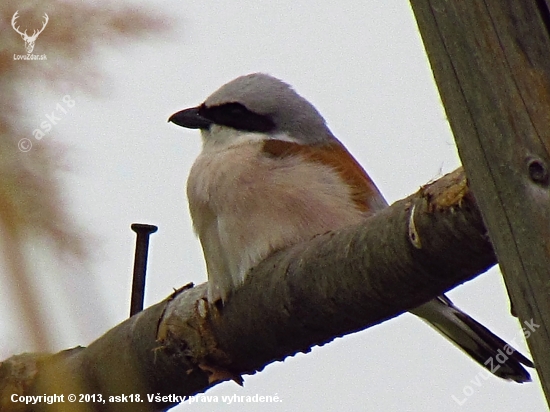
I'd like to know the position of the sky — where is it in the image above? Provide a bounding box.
[2,1,547,411]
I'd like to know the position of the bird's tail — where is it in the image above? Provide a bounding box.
[410,295,534,383]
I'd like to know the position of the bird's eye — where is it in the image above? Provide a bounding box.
[226,104,247,116]
[199,102,275,133]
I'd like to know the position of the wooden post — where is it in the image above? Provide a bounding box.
[410,0,550,404]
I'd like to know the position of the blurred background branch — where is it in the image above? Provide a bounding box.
[0,0,172,351]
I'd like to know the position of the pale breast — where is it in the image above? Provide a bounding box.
[187,140,367,300]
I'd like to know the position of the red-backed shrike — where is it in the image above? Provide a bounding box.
[169,73,533,382]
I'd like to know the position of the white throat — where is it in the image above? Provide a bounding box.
[200,125,300,152]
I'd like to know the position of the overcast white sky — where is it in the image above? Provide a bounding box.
[2,1,547,411]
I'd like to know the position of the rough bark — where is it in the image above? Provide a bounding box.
[0,168,497,412]
[410,1,550,404]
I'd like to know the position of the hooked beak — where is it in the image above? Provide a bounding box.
[168,106,213,130]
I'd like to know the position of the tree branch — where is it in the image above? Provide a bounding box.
[0,168,497,412]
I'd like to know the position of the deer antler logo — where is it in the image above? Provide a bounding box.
[11,11,49,54]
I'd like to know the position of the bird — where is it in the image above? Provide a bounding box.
[168,73,534,382]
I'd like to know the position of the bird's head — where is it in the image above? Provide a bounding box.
[168,73,334,147]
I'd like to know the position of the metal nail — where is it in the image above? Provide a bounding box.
[130,223,158,317]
